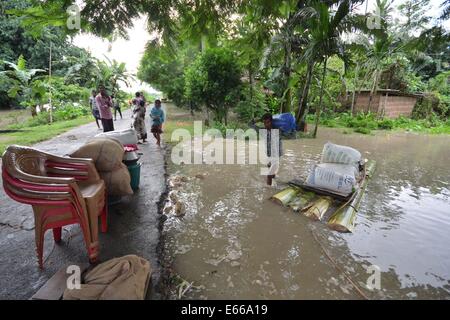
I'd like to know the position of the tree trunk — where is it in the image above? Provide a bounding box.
[367,70,379,113]
[248,64,255,119]
[201,34,208,52]
[205,107,210,127]
[282,43,292,113]
[31,105,37,117]
[296,62,314,125]
[313,59,327,138]
[350,63,360,116]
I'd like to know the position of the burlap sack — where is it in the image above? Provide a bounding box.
[70,138,124,172]
[63,255,151,300]
[99,163,133,196]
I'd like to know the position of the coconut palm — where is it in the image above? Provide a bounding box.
[292,0,357,137]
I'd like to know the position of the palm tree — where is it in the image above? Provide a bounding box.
[293,0,356,137]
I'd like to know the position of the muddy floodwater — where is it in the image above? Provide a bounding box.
[163,128,450,299]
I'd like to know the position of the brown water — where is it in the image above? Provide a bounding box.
[163,128,450,299]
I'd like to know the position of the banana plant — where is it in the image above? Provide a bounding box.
[0,55,46,116]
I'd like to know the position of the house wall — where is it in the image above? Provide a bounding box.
[382,95,417,118]
[353,92,381,114]
[353,92,417,118]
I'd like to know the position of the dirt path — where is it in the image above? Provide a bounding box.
[0,110,167,299]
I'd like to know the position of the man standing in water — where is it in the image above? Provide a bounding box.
[89,90,101,130]
[150,99,165,146]
[262,113,282,186]
[96,85,114,132]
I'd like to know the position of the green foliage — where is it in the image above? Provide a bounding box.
[234,83,268,122]
[138,42,197,108]
[311,111,450,134]
[184,48,242,123]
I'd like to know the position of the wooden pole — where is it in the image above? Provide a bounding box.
[49,41,53,124]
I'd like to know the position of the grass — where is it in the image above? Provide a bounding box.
[307,112,450,135]
[0,109,31,128]
[163,120,196,144]
[0,116,92,154]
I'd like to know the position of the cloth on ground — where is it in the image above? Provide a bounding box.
[63,255,151,300]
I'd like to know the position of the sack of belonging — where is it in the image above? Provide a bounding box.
[70,138,124,172]
[99,163,133,196]
[95,128,139,145]
[321,142,361,170]
[63,255,151,300]
[305,163,357,196]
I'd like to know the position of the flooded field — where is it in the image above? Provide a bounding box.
[162,128,450,299]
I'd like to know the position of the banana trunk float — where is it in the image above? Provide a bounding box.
[271,187,300,206]
[288,191,316,212]
[302,196,333,221]
[328,160,376,232]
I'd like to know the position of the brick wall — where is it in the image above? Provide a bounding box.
[382,95,417,118]
[353,92,381,114]
[353,92,417,118]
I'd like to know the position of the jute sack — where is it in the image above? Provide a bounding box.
[99,163,133,196]
[70,138,124,172]
[63,255,151,300]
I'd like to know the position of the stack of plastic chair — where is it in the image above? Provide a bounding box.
[2,145,108,268]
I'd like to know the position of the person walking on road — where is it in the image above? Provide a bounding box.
[89,90,102,129]
[96,85,114,132]
[111,94,123,121]
[150,99,165,146]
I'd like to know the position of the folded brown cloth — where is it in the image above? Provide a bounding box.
[63,255,151,300]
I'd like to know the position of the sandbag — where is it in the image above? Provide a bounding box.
[95,128,139,145]
[305,163,357,196]
[70,138,124,172]
[99,163,133,196]
[63,255,151,300]
[321,142,361,169]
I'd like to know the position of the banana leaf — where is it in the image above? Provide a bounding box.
[271,187,300,206]
[328,160,376,232]
[302,196,333,221]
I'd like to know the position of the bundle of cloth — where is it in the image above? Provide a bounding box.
[305,142,362,197]
[63,255,151,300]
[70,137,133,196]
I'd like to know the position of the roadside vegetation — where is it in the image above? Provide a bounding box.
[0,0,449,152]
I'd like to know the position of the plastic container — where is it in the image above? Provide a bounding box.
[127,162,142,191]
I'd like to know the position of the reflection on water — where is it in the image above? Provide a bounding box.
[163,128,450,299]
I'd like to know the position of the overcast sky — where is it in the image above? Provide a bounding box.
[72,0,449,93]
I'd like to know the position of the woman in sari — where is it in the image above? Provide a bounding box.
[132,99,147,143]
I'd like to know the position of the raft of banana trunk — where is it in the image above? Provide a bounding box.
[270,160,376,233]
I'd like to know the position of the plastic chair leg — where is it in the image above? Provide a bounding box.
[100,203,108,233]
[35,229,44,269]
[53,227,62,243]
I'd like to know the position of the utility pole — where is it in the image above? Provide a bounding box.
[49,41,53,124]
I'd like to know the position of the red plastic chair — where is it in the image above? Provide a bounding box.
[2,145,108,268]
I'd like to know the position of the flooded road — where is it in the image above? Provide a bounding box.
[163,128,450,299]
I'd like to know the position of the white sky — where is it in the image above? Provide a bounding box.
[72,0,449,93]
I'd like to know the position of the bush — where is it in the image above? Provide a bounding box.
[378,118,394,130]
[54,104,89,121]
[354,127,371,134]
